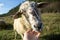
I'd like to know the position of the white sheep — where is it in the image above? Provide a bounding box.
[13,1,48,39]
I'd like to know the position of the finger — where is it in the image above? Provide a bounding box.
[32,31,37,36]
[36,33,40,38]
[24,29,31,35]
[34,32,37,35]
[32,31,39,35]
[29,30,33,35]
[32,31,35,34]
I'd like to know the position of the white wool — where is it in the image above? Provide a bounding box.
[13,1,46,38]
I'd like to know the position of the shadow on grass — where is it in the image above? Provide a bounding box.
[40,33,60,40]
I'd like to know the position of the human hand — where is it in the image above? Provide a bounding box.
[23,30,40,40]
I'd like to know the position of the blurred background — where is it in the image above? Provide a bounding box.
[0,0,60,40]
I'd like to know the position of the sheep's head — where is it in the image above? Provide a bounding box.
[14,1,48,32]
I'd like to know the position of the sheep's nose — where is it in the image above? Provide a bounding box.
[34,23,42,31]
[38,23,42,29]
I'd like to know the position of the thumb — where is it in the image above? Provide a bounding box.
[36,33,40,38]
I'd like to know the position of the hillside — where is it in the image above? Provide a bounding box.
[0,1,60,17]
[0,4,20,17]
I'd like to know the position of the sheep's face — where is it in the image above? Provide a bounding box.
[18,1,48,32]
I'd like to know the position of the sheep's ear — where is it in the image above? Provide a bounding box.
[13,12,22,19]
[37,2,48,8]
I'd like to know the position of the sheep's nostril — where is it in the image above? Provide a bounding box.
[33,23,43,32]
[38,23,42,29]
[34,25,37,28]
[34,23,42,28]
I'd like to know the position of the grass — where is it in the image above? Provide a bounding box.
[0,30,15,40]
[0,13,60,40]
[41,13,60,34]
[40,13,60,40]
[0,30,22,40]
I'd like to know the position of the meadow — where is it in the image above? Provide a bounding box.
[0,13,60,40]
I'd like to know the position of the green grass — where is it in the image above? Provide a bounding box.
[0,13,60,40]
[0,30,22,40]
[40,13,60,40]
[41,13,60,34]
[0,30,15,40]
